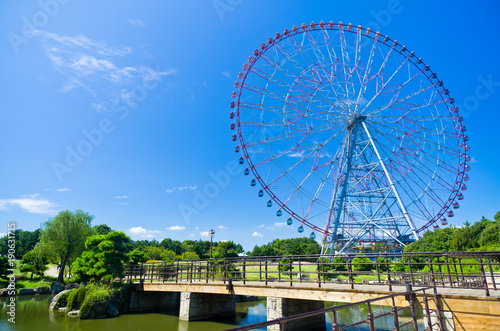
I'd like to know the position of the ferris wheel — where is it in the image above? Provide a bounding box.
[230,21,469,254]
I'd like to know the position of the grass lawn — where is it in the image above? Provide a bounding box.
[0,261,59,289]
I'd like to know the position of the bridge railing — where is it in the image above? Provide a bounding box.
[223,286,442,331]
[124,251,500,296]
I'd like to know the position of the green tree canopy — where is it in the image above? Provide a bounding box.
[40,210,94,282]
[72,231,131,283]
[19,247,48,280]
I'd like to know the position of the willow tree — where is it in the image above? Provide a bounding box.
[40,210,93,283]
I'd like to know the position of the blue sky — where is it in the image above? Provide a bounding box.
[1,0,499,252]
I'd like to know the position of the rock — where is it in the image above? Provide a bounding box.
[64,283,79,290]
[58,307,67,312]
[0,288,15,297]
[107,303,119,317]
[68,310,79,317]
[34,286,50,294]
[50,282,64,294]
[50,290,71,310]
[18,288,35,296]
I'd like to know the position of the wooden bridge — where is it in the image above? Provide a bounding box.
[125,251,500,330]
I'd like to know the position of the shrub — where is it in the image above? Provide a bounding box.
[79,289,111,319]
[279,258,293,272]
[67,286,88,311]
[352,255,374,272]
[54,290,72,309]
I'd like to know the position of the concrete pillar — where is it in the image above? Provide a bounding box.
[424,310,455,331]
[267,297,326,331]
[179,292,236,321]
[129,291,179,312]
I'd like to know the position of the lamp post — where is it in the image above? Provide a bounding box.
[209,229,215,258]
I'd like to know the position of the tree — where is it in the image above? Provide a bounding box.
[72,231,131,283]
[352,255,374,272]
[127,249,147,264]
[0,229,41,257]
[180,251,200,260]
[19,248,48,280]
[40,210,94,283]
[94,224,112,235]
[0,257,10,279]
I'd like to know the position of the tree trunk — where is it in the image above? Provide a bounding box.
[57,246,71,283]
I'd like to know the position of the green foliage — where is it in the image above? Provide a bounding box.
[404,212,500,253]
[72,231,131,283]
[67,286,88,311]
[352,255,374,272]
[94,224,112,235]
[376,257,387,272]
[248,238,321,256]
[40,210,94,282]
[0,229,41,257]
[279,258,293,272]
[180,251,200,260]
[19,249,48,279]
[55,290,72,309]
[127,249,147,264]
[391,261,408,272]
[0,257,11,279]
[79,289,111,319]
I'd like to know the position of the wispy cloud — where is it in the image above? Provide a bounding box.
[128,19,147,29]
[217,225,228,229]
[165,185,197,194]
[32,30,175,113]
[114,195,129,199]
[257,224,265,229]
[166,225,185,231]
[116,202,130,206]
[200,231,209,237]
[128,226,160,237]
[221,71,230,78]
[0,194,57,214]
[252,231,263,237]
[42,188,69,192]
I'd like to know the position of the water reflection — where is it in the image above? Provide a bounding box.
[0,295,422,331]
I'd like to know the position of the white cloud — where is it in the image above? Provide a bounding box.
[165,185,197,194]
[252,231,263,237]
[116,202,130,206]
[0,194,57,214]
[128,19,147,29]
[167,225,185,231]
[257,224,265,229]
[221,71,230,77]
[190,233,195,238]
[129,226,147,234]
[274,222,287,227]
[114,195,129,199]
[0,233,6,238]
[56,188,69,192]
[129,226,160,237]
[32,30,175,113]
[217,225,228,229]
[200,231,209,237]
[470,156,478,163]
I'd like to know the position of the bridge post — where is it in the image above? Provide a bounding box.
[179,292,236,321]
[267,297,325,331]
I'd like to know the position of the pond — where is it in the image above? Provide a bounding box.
[0,295,423,330]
